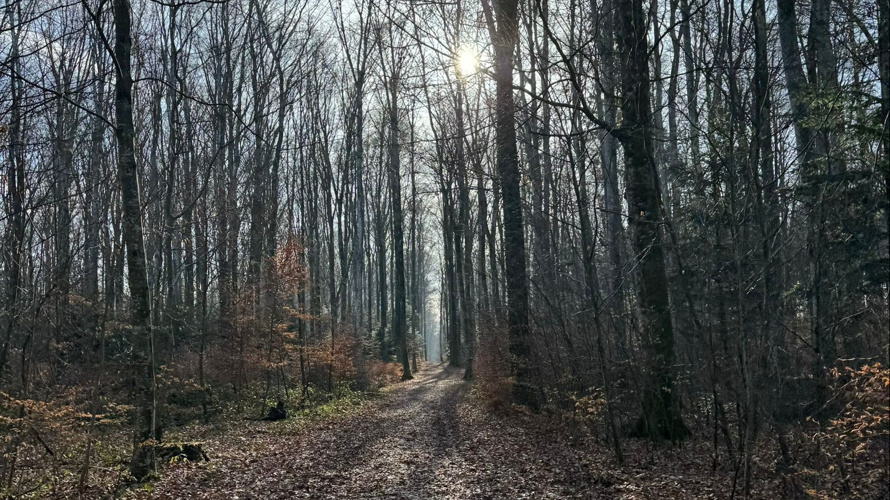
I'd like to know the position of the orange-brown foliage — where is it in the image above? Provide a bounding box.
[366,361,403,389]
[797,363,889,499]
[313,335,360,382]
[273,236,309,296]
[473,322,513,410]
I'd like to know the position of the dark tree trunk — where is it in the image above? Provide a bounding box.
[679,0,699,163]
[1,0,24,378]
[488,181,502,315]
[616,0,688,440]
[112,0,157,478]
[215,1,235,340]
[881,0,890,238]
[777,0,840,407]
[351,80,367,336]
[476,171,490,319]
[83,47,106,302]
[443,184,461,366]
[776,0,815,160]
[489,0,535,408]
[752,0,783,366]
[82,172,101,301]
[376,186,388,361]
[52,92,74,334]
[454,77,475,379]
[163,5,181,345]
[596,0,627,359]
[387,74,412,380]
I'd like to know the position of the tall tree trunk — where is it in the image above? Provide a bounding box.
[386,72,412,380]
[752,0,783,371]
[777,0,839,407]
[52,88,74,344]
[485,0,536,408]
[442,183,461,366]
[163,5,180,346]
[214,1,235,340]
[248,68,268,303]
[196,172,210,421]
[616,0,688,440]
[351,81,367,336]
[595,0,627,359]
[1,0,24,378]
[182,98,195,333]
[83,39,106,303]
[776,0,815,160]
[112,0,157,478]
[881,0,890,238]
[679,0,699,163]
[454,75,476,379]
[476,171,490,320]
[376,206,388,360]
[409,117,421,364]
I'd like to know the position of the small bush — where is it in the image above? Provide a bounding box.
[0,389,132,497]
[572,389,608,427]
[796,363,889,498]
[473,324,512,410]
[366,361,402,389]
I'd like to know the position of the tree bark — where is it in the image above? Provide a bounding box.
[881,0,890,238]
[752,0,783,366]
[375,173,388,360]
[1,0,25,378]
[453,72,476,379]
[112,0,158,478]
[595,0,627,359]
[384,65,412,379]
[443,183,461,366]
[616,0,689,440]
[83,39,106,303]
[487,0,536,408]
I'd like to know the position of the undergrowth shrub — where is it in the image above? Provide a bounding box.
[571,389,608,430]
[794,363,889,499]
[473,322,512,410]
[0,238,403,496]
[366,361,402,389]
[0,389,132,498]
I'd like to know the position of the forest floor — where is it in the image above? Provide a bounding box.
[142,364,777,499]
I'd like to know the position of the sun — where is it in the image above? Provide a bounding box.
[456,47,478,77]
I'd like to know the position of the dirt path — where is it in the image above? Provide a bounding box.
[152,364,609,499]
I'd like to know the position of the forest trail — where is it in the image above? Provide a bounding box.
[152,364,608,499]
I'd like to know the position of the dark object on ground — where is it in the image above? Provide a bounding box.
[264,400,288,421]
[157,442,210,462]
[132,442,210,480]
